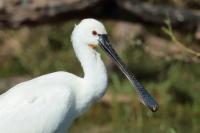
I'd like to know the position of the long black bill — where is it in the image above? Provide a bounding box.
[98,34,159,112]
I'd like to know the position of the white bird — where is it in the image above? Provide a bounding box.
[0,19,158,133]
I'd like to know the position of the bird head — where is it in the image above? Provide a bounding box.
[71,18,108,49]
[71,18,159,112]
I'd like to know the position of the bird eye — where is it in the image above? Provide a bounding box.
[92,30,97,36]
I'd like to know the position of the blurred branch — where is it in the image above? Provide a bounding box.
[162,19,200,58]
[116,0,200,27]
[0,0,102,28]
[0,0,200,28]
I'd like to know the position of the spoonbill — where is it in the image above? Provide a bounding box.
[0,18,158,133]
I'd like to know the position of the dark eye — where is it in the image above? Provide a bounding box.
[92,30,97,36]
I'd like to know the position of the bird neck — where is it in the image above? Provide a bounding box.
[72,40,108,115]
[73,42,107,88]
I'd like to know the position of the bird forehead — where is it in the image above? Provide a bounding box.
[78,19,107,34]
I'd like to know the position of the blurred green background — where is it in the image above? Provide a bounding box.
[0,0,200,133]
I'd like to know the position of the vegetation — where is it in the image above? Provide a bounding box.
[0,18,199,133]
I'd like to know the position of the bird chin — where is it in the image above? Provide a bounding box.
[88,44,98,49]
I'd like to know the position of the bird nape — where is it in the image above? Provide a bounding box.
[0,18,158,133]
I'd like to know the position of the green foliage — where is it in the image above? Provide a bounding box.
[162,19,200,57]
[0,20,199,133]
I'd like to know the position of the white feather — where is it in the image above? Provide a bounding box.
[0,18,108,133]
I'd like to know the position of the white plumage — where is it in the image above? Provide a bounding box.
[0,18,159,133]
[0,19,108,133]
